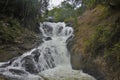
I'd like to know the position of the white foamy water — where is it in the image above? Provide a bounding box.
[0,22,95,80]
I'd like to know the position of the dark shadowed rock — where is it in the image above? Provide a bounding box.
[79,56,105,80]
[45,37,52,41]
[70,52,105,80]
[31,49,41,62]
[0,63,10,68]
[71,53,82,70]
[9,69,28,75]
[66,22,73,27]
[21,56,39,74]
[0,57,18,68]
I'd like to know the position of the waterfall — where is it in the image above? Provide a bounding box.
[0,22,96,80]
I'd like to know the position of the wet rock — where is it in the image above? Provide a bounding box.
[69,38,105,80]
[31,49,41,62]
[9,69,28,76]
[21,55,39,74]
[43,51,55,68]
[66,22,73,27]
[0,63,9,68]
[71,53,82,70]
[81,60,105,80]
[9,57,18,64]
[0,57,19,68]
[45,37,52,41]
[42,24,53,36]
[70,51,105,80]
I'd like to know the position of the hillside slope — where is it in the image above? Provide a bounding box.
[0,18,43,80]
[70,5,120,80]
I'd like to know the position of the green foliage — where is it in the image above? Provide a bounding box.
[0,0,38,18]
[46,2,75,22]
[0,0,49,31]
[86,18,120,72]
[105,42,120,71]
[44,0,88,23]
[75,5,87,15]
[85,26,106,56]
[66,0,82,8]
[87,22,120,55]
[0,19,22,44]
[82,0,120,9]
[83,0,97,8]
[46,1,81,23]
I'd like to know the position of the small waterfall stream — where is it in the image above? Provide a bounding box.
[0,22,96,80]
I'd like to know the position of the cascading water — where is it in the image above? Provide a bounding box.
[0,22,96,80]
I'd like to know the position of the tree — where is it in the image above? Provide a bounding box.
[46,1,75,22]
[66,0,82,8]
[82,0,120,9]
[0,0,49,31]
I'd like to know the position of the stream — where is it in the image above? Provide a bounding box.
[0,22,96,80]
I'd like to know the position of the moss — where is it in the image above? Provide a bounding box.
[71,4,120,80]
[86,18,120,56]
[85,13,120,80]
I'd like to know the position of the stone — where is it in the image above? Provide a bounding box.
[45,37,52,41]
[21,56,39,74]
[31,49,41,62]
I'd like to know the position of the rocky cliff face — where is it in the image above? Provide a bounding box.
[69,5,120,80]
